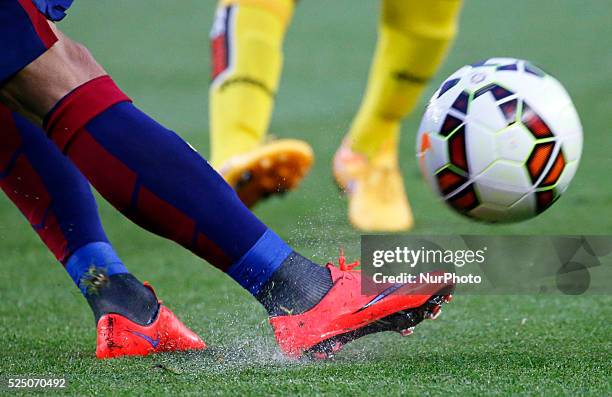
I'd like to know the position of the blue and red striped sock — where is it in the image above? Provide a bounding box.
[43,76,293,296]
[0,105,158,324]
[1,105,105,263]
[0,105,127,280]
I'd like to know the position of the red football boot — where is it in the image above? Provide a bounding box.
[96,283,206,359]
[269,252,454,359]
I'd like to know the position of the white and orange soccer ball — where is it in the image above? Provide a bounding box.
[417,58,583,222]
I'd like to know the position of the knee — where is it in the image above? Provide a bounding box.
[0,28,106,123]
[55,34,105,80]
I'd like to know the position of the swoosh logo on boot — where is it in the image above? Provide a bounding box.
[354,283,404,313]
[128,330,160,348]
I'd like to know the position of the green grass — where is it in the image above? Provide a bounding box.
[1,0,611,395]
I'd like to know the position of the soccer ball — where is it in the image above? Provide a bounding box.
[417,58,582,222]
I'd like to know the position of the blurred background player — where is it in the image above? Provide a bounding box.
[1,0,452,359]
[208,0,463,231]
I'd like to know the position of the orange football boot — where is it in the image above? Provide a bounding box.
[96,283,206,359]
[218,139,314,208]
[269,252,453,359]
[333,138,414,232]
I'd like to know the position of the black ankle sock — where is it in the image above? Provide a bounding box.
[86,273,159,325]
[255,252,333,317]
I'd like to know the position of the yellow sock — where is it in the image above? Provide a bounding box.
[348,0,463,159]
[209,0,294,167]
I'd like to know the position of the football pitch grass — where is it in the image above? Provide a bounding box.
[1,1,611,395]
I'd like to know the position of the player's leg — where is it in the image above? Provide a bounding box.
[1,14,332,318]
[334,0,463,231]
[0,104,205,358]
[208,0,312,207]
[348,0,463,157]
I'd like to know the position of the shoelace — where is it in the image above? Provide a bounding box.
[329,248,360,271]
